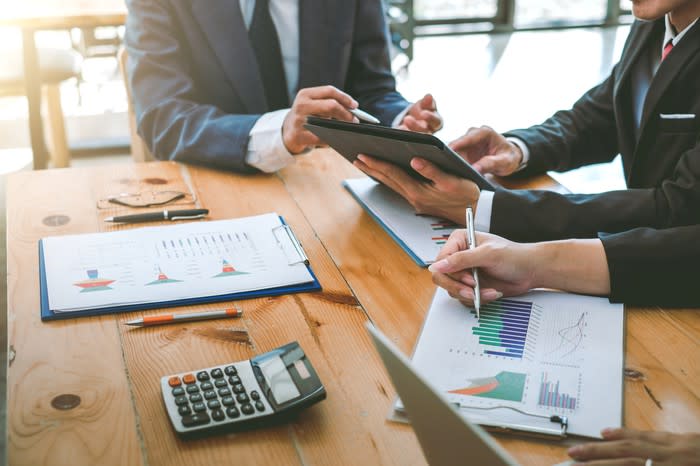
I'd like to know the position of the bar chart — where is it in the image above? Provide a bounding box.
[537,372,579,410]
[470,299,539,359]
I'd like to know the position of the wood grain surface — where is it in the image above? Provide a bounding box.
[5,157,700,466]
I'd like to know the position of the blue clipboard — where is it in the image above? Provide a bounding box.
[39,217,321,321]
[343,181,427,268]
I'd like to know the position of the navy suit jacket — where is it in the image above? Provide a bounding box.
[494,19,700,241]
[125,0,409,172]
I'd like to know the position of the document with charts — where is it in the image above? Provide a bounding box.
[343,177,458,266]
[394,288,624,438]
[40,213,319,318]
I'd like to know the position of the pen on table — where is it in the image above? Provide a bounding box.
[466,206,481,319]
[104,208,209,223]
[349,107,381,124]
[125,307,243,327]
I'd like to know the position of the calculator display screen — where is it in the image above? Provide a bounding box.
[258,356,301,404]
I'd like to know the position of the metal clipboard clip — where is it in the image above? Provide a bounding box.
[454,403,569,439]
[272,224,309,266]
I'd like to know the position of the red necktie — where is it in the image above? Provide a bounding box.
[662,39,674,61]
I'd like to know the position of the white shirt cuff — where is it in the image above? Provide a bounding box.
[474,190,494,232]
[391,104,412,128]
[245,109,295,173]
[505,137,530,172]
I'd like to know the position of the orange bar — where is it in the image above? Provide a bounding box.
[142,314,175,325]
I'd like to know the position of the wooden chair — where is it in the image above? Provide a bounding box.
[0,47,81,168]
[117,47,153,162]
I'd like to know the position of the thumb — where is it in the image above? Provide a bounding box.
[429,247,488,274]
[472,155,501,174]
[410,157,449,183]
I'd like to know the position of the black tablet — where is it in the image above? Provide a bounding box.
[304,116,499,191]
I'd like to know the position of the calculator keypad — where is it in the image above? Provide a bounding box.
[162,361,272,434]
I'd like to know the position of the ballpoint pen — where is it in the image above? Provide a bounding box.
[125,307,243,327]
[348,107,381,124]
[466,206,481,319]
[104,208,209,223]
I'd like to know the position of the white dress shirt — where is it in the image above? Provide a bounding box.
[240,0,410,172]
[474,14,698,232]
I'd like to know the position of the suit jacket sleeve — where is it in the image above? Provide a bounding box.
[345,0,409,125]
[600,225,700,307]
[489,141,700,242]
[125,0,258,172]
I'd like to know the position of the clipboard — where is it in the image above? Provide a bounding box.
[39,216,321,321]
[304,116,499,191]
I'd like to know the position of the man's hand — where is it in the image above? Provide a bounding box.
[429,231,537,305]
[282,86,359,154]
[353,155,480,225]
[568,428,700,466]
[449,125,524,176]
[400,94,443,134]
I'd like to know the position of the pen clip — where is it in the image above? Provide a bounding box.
[170,213,208,221]
[272,224,309,265]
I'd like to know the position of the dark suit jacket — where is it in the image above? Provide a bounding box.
[493,18,700,241]
[125,0,408,172]
[600,225,700,307]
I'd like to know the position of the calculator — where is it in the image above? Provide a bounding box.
[161,341,326,437]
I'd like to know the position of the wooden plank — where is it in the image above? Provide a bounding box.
[6,167,143,466]
[113,163,426,465]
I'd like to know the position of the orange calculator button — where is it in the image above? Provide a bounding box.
[182,374,196,384]
[168,376,182,387]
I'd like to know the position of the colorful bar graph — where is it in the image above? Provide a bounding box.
[470,299,533,359]
[537,372,577,410]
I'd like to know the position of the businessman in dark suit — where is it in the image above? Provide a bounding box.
[125,0,442,172]
[355,1,700,241]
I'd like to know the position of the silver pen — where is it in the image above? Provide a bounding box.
[348,107,381,124]
[466,206,481,319]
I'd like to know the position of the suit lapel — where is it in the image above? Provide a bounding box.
[297,0,328,91]
[613,20,658,98]
[190,0,267,113]
[639,19,700,136]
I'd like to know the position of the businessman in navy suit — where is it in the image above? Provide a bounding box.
[125,0,442,172]
[355,1,700,241]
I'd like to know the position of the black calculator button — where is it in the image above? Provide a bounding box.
[214,379,227,388]
[207,400,221,410]
[174,395,189,406]
[171,387,185,396]
[236,393,249,403]
[240,403,254,415]
[204,390,217,400]
[211,409,225,421]
[200,381,214,391]
[178,405,192,416]
[232,384,245,394]
[189,393,203,403]
[226,407,240,419]
[224,365,237,376]
[255,401,265,412]
[221,396,235,406]
[196,371,210,381]
[192,402,206,412]
[211,368,224,379]
[250,391,260,401]
[228,375,242,385]
[186,385,200,394]
[182,412,211,427]
[218,388,231,397]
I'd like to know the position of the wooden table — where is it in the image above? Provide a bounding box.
[0,0,127,170]
[6,152,700,465]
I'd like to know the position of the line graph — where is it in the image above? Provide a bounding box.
[542,311,588,367]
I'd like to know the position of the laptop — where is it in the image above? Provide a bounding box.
[366,323,572,466]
